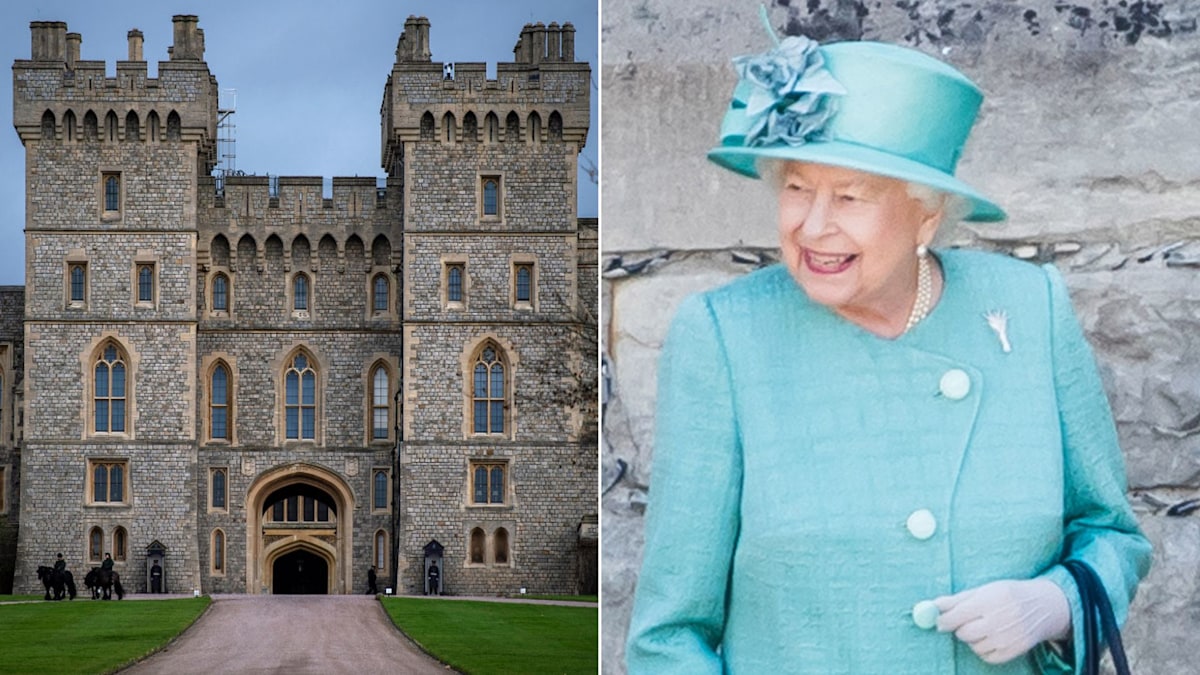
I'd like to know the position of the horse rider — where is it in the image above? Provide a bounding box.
[101,552,114,571]
[54,553,66,573]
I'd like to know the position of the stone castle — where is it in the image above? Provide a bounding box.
[1,14,596,596]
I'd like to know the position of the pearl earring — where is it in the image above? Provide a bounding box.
[916,244,928,257]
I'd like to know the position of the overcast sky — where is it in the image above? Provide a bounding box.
[0,0,598,285]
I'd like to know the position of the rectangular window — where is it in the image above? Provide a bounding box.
[446,263,464,304]
[480,175,501,218]
[88,460,129,505]
[69,263,87,304]
[470,461,506,505]
[103,172,121,212]
[211,468,227,510]
[374,470,388,510]
[514,262,534,306]
[136,263,154,303]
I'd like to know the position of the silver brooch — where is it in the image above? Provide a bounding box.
[984,310,1011,353]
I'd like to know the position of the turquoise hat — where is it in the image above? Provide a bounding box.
[708,35,1006,222]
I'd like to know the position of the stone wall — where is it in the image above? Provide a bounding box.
[600,0,1200,672]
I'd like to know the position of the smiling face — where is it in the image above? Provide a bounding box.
[776,162,942,330]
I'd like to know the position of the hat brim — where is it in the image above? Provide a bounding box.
[708,141,1006,222]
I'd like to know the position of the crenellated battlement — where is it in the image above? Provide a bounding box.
[14,15,218,167]
[381,16,590,173]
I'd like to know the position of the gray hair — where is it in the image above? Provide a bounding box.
[755,158,970,227]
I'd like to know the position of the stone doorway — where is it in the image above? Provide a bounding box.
[272,549,329,594]
[245,463,355,594]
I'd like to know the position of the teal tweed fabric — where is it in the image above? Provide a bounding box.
[626,249,1151,674]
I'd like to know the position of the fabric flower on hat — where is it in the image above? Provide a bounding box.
[733,35,845,147]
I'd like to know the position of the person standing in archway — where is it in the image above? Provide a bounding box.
[150,560,163,593]
[428,561,440,596]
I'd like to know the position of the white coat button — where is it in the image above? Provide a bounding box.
[912,600,940,629]
[906,509,937,540]
[939,369,971,400]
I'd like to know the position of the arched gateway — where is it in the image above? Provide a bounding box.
[245,464,355,594]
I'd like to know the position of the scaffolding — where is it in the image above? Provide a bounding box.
[214,88,237,195]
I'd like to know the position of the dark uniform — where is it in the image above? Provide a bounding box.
[428,562,440,595]
[367,566,378,594]
[101,554,114,571]
[150,561,163,593]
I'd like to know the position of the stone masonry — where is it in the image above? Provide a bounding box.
[602,1,1200,672]
[6,14,595,599]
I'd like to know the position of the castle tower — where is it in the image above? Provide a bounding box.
[382,16,595,594]
[12,16,216,592]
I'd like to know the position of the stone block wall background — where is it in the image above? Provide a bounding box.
[600,0,1200,672]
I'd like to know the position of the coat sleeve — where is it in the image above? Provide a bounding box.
[625,293,743,674]
[1033,263,1152,674]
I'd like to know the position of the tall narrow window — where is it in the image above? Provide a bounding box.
[515,264,533,304]
[375,530,387,571]
[285,352,317,440]
[293,274,309,311]
[374,470,388,510]
[94,344,127,433]
[447,264,464,303]
[89,527,103,562]
[470,527,485,563]
[494,527,509,564]
[482,179,498,216]
[137,264,154,303]
[211,468,227,510]
[372,275,388,313]
[93,463,107,503]
[372,367,389,440]
[212,273,229,312]
[104,173,120,212]
[70,264,86,303]
[472,345,505,434]
[211,365,229,440]
[213,529,225,573]
[113,527,128,561]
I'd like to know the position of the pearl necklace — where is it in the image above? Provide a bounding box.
[903,252,933,334]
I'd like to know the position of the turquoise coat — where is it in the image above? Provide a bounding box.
[626,249,1151,674]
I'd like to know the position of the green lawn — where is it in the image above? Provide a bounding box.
[505,593,596,603]
[382,597,597,675]
[0,597,210,674]
[0,594,45,603]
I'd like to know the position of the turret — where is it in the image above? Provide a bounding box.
[170,15,204,60]
[30,21,67,62]
[395,16,431,63]
[128,29,144,61]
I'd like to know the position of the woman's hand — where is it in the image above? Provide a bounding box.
[933,578,1071,665]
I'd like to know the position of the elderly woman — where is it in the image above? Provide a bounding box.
[625,29,1151,675]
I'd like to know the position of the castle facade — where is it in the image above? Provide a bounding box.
[2,14,596,596]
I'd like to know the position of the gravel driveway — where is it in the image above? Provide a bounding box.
[119,595,451,674]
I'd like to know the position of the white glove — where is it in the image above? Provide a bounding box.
[933,578,1071,665]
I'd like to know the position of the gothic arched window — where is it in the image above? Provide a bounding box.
[293,273,310,311]
[94,342,128,433]
[212,273,229,312]
[472,343,506,435]
[372,366,390,441]
[211,364,230,440]
[372,274,389,313]
[284,351,317,440]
